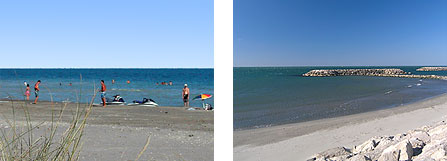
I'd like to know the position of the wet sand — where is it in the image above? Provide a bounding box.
[0,100,213,161]
[234,94,447,161]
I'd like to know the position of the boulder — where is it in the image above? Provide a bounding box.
[378,140,413,161]
[354,138,378,154]
[311,147,351,160]
[410,131,431,144]
[414,138,447,161]
[409,138,425,156]
[428,124,447,136]
[430,148,447,160]
[346,154,372,161]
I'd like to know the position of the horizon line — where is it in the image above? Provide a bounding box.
[0,67,214,69]
[233,65,447,68]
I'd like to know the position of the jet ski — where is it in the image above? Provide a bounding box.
[127,98,159,107]
[102,94,126,105]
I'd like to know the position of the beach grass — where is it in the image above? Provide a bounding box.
[0,78,96,160]
[0,73,158,160]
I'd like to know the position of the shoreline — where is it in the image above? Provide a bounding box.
[234,93,447,161]
[0,100,212,130]
[234,90,447,131]
[0,100,213,160]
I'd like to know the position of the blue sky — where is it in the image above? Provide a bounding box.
[0,0,213,68]
[234,0,447,67]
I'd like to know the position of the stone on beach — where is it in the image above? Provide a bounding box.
[378,140,413,161]
[353,138,379,154]
[311,147,352,160]
[346,154,372,161]
[311,119,447,161]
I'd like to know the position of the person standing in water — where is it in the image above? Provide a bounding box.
[100,80,107,107]
[33,80,41,104]
[182,84,190,107]
[25,84,30,101]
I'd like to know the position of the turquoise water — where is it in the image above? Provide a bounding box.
[0,69,213,107]
[234,66,447,130]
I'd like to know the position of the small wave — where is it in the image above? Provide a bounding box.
[407,85,413,88]
[111,88,142,92]
[254,124,273,129]
[416,83,422,86]
[385,91,393,95]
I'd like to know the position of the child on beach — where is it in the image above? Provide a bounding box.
[25,84,30,100]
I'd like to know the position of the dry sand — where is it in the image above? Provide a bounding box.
[0,100,213,161]
[234,94,447,161]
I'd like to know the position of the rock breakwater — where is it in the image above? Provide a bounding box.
[302,69,447,80]
[416,67,447,71]
[302,69,406,77]
[309,120,447,161]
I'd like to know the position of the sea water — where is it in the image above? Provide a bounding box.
[0,69,213,107]
[234,66,447,130]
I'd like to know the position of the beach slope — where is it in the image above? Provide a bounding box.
[234,94,447,161]
[0,101,213,161]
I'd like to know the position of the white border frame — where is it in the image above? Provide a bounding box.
[215,0,233,160]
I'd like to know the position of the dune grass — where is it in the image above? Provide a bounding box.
[0,75,151,161]
[0,77,96,160]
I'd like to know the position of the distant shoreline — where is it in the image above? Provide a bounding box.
[233,65,447,68]
[0,68,214,69]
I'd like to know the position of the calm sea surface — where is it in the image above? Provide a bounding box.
[234,66,447,130]
[0,69,213,107]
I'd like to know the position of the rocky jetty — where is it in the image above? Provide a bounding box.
[302,69,407,77]
[379,74,447,80]
[302,69,447,80]
[416,67,447,71]
[308,120,447,161]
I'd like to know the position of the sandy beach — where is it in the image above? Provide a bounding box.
[234,94,447,161]
[0,100,213,161]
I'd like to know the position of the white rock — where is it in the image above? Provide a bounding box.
[428,124,447,137]
[312,147,351,160]
[354,139,377,154]
[378,140,413,161]
[410,131,431,144]
[431,148,447,160]
[347,154,372,161]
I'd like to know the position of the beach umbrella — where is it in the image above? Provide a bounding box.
[193,94,212,100]
[193,94,212,109]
